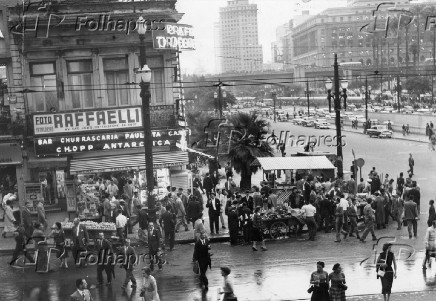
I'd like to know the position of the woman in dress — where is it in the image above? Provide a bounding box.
[49,222,68,268]
[2,200,16,238]
[251,207,267,251]
[376,243,397,301]
[141,267,160,301]
[219,267,236,301]
[329,263,346,301]
[309,261,329,301]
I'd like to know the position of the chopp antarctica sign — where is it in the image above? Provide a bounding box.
[34,129,187,155]
[33,107,142,136]
[152,22,195,50]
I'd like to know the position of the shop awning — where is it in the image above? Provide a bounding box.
[254,156,335,171]
[69,151,189,175]
[27,155,68,169]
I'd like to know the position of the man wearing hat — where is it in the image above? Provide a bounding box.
[241,190,254,212]
[227,201,239,245]
[206,192,221,235]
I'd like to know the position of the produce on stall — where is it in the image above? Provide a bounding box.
[260,205,305,239]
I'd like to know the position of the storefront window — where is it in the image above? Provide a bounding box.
[104,57,129,107]
[67,60,94,109]
[30,62,58,112]
[151,69,164,104]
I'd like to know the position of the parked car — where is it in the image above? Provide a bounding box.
[372,106,383,112]
[354,115,366,123]
[383,106,394,112]
[366,125,393,138]
[301,117,315,127]
[401,106,414,114]
[314,119,331,129]
[293,116,304,125]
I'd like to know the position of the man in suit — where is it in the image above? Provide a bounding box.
[70,278,93,301]
[241,190,254,211]
[71,218,89,267]
[404,196,419,239]
[147,222,163,271]
[21,202,34,241]
[206,192,221,235]
[225,177,237,196]
[96,232,114,285]
[121,238,137,289]
[159,205,176,251]
[193,231,211,290]
[202,173,214,199]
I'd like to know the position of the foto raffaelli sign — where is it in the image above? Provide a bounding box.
[152,22,195,50]
[34,129,187,155]
[33,107,142,136]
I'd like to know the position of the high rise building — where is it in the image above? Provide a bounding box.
[216,0,263,73]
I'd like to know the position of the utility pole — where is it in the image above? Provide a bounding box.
[306,80,310,115]
[433,25,435,106]
[333,54,343,178]
[365,76,369,121]
[397,75,401,112]
[272,91,277,122]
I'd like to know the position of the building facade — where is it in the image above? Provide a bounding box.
[1,0,191,211]
[216,0,263,73]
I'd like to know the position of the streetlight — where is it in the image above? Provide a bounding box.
[325,79,333,113]
[340,80,348,111]
[333,54,344,178]
[136,16,156,222]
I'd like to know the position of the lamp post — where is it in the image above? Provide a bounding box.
[325,79,333,113]
[333,54,343,178]
[306,80,310,115]
[272,90,277,122]
[341,80,348,111]
[136,16,156,222]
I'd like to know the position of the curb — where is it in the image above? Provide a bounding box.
[0,235,231,256]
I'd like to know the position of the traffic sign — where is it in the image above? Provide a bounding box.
[356,158,365,168]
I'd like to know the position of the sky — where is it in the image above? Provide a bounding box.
[176,0,347,75]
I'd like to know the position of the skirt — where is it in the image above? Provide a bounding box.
[311,283,329,301]
[251,227,263,242]
[380,271,394,294]
[55,244,68,259]
[329,286,346,301]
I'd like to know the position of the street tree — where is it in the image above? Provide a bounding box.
[404,76,430,96]
[223,112,273,190]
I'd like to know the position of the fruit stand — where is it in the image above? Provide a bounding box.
[260,205,306,240]
[62,220,117,247]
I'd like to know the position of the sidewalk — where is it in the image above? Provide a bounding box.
[342,125,429,143]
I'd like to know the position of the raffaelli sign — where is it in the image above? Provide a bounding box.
[34,129,187,155]
[33,107,142,136]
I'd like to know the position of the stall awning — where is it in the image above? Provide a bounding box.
[70,151,189,175]
[254,156,335,171]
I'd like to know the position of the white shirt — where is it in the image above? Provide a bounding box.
[302,204,317,217]
[425,226,436,251]
[116,214,128,228]
[339,198,349,211]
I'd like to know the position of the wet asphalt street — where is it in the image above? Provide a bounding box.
[2,122,436,300]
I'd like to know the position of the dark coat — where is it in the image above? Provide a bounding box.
[227,210,239,230]
[120,245,136,270]
[21,208,33,238]
[147,227,161,252]
[71,225,89,249]
[203,176,214,191]
[186,198,203,222]
[193,238,211,270]
[138,209,149,230]
[206,198,221,216]
[160,211,176,232]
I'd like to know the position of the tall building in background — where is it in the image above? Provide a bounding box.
[217,0,263,74]
[214,22,222,74]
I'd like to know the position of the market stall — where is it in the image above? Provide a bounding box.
[260,205,306,240]
[62,220,118,249]
[76,184,102,222]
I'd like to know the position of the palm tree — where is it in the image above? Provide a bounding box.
[223,112,274,190]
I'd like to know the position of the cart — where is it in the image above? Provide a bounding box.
[261,212,306,240]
